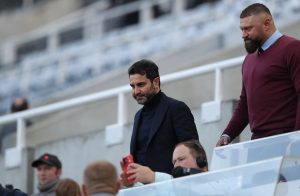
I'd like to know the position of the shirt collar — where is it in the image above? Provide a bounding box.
[261,30,282,51]
[143,91,162,112]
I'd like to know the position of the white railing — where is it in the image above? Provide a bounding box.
[1,0,299,115]
[0,56,244,150]
[0,0,226,114]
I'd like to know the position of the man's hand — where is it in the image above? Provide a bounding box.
[127,163,155,184]
[120,160,134,187]
[120,171,134,187]
[216,135,231,147]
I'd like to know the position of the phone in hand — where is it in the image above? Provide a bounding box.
[122,154,135,184]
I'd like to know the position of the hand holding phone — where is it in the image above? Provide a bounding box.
[121,154,135,184]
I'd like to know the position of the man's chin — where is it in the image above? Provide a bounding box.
[136,99,146,105]
[244,41,259,53]
[39,181,48,185]
[245,47,258,54]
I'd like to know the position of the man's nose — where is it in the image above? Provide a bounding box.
[174,162,179,168]
[134,88,141,95]
[242,31,248,39]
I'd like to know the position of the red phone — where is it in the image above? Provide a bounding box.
[122,154,135,184]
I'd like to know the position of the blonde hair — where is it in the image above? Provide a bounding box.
[56,178,81,196]
[83,160,118,195]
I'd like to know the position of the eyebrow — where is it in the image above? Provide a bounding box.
[173,155,186,164]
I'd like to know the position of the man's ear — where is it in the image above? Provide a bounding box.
[263,16,272,30]
[56,169,62,177]
[153,77,160,89]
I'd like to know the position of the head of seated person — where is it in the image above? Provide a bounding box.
[172,140,208,177]
[120,140,208,186]
[82,160,120,196]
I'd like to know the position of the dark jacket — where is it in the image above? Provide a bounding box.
[0,184,28,196]
[130,92,199,174]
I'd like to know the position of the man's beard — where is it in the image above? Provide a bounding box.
[244,39,260,54]
[134,84,156,105]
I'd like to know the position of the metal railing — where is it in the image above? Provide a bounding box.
[0,0,225,114]
[0,55,244,150]
[1,0,299,115]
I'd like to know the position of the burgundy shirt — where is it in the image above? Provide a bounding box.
[224,35,300,140]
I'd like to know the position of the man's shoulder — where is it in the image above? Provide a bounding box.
[2,190,27,196]
[162,92,185,105]
[90,193,114,196]
[0,185,28,196]
[12,190,28,196]
[281,35,299,42]
[278,35,300,48]
[166,97,188,110]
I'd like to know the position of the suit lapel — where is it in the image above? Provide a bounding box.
[146,93,168,147]
[130,109,142,153]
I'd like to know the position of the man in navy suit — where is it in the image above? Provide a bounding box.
[128,59,199,175]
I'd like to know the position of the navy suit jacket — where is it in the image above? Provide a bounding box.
[130,92,199,174]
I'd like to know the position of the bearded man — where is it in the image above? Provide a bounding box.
[217,3,300,146]
[128,59,199,175]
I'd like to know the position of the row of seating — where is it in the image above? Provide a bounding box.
[0,0,299,115]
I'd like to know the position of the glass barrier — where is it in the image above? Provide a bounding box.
[118,157,289,196]
[275,156,300,196]
[210,131,300,170]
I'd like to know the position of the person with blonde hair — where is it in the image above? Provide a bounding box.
[56,178,81,196]
[82,160,120,196]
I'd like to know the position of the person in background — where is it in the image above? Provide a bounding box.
[0,97,31,152]
[128,59,199,175]
[121,140,208,186]
[56,178,81,196]
[0,184,28,196]
[10,98,29,113]
[82,160,120,196]
[31,153,62,196]
[217,3,300,146]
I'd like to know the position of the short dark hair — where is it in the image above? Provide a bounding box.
[128,59,160,82]
[176,140,207,163]
[240,3,271,18]
[11,98,29,113]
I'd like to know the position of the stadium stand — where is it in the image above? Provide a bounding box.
[0,0,300,194]
[3,0,299,114]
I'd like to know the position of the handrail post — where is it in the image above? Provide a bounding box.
[214,68,223,102]
[201,68,223,123]
[16,118,26,150]
[117,93,126,126]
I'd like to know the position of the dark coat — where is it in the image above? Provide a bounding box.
[0,184,28,196]
[130,92,199,174]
